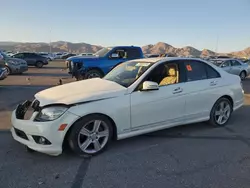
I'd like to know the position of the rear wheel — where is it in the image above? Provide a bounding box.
[239,71,246,80]
[68,115,113,157]
[209,98,233,126]
[36,61,43,68]
[85,69,103,79]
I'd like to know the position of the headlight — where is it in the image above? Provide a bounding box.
[8,60,20,65]
[35,106,68,121]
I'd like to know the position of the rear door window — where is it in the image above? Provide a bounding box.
[23,53,32,58]
[183,60,207,81]
[126,48,142,59]
[205,64,221,79]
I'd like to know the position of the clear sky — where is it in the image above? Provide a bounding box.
[1,0,250,53]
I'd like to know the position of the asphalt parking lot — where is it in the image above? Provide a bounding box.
[1,61,250,188]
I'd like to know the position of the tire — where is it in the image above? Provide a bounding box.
[209,97,233,126]
[66,61,69,68]
[5,66,11,75]
[239,71,246,80]
[36,61,43,68]
[26,146,35,153]
[68,114,113,157]
[85,69,103,79]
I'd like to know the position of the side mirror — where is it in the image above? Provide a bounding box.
[141,81,159,91]
[110,53,119,58]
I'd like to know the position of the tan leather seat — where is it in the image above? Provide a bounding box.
[159,67,178,86]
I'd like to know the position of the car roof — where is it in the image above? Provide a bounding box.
[131,57,209,64]
[213,58,239,61]
[108,46,140,48]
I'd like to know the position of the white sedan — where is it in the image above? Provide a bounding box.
[11,57,244,156]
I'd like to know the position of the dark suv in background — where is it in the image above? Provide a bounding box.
[12,52,48,68]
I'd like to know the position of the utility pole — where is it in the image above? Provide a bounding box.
[49,29,52,53]
[215,34,219,54]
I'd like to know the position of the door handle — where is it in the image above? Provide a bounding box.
[172,87,183,94]
[210,81,217,86]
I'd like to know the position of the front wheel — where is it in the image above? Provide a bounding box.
[85,69,103,79]
[240,71,246,80]
[209,98,233,126]
[68,115,113,157]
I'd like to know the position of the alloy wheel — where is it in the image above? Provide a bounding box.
[36,62,43,68]
[77,120,109,154]
[88,73,101,78]
[214,101,231,125]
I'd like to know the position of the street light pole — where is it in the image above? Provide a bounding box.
[215,34,219,54]
[49,29,52,53]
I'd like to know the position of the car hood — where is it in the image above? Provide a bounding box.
[67,55,100,61]
[35,78,127,106]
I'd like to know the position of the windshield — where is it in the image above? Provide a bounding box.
[104,61,153,88]
[94,47,112,57]
[0,51,9,59]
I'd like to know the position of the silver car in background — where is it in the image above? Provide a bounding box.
[210,58,250,80]
[37,52,55,61]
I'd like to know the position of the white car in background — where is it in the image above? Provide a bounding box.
[54,52,67,59]
[11,57,244,156]
[210,58,250,80]
[37,52,55,61]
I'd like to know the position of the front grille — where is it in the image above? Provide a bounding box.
[24,105,35,120]
[24,99,41,120]
[14,128,28,140]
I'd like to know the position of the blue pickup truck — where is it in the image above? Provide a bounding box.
[66,46,144,79]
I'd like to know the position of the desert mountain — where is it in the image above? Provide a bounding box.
[201,49,217,57]
[142,42,215,57]
[231,47,250,57]
[0,41,102,54]
[0,41,249,57]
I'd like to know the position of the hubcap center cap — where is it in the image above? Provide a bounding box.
[90,133,98,140]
